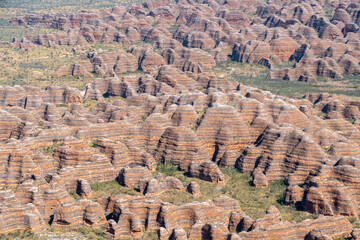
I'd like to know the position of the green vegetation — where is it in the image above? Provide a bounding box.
[0,43,107,90]
[156,163,314,222]
[326,177,339,182]
[90,179,141,199]
[0,45,76,87]
[345,118,356,124]
[0,18,63,42]
[196,108,206,117]
[246,12,256,22]
[0,0,150,90]
[69,190,81,201]
[118,69,145,75]
[156,163,219,205]
[104,96,125,104]
[142,230,158,240]
[0,0,139,11]
[0,0,138,43]
[322,5,335,19]
[88,139,99,148]
[322,146,331,153]
[92,41,150,53]
[222,168,313,221]
[152,21,160,27]
[0,229,39,240]
[0,226,108,240]
[82,163,313,222]
[139,114,148,123]
[0,40,148,90]
[1,164,314,239]
[316,111,326,118]
[46,226,106,240]
[274,61,296,69]
[56,104,68,108]
[83,99,99,111]
[214,60,360,99]
[40,141,62,156]
[167,24,179,34]
[0,0,144,24]
[349,217,360,228]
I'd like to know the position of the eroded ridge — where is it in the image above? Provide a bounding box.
[0,0,360,239]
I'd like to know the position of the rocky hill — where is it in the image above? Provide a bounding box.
[0,0,360,239]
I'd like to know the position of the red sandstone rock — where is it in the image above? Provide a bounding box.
[2,0,360,238]
[252,168,268,187]
[238,215,352,239]
[186,181,201,198]
[0,200,46,234]
[140,176,184,195]
[76,179,92,199]
[189,161,225,184]
[52,199,106,229]
[139,50,166,72]
[155,126,209,170]
[117,167,153,188]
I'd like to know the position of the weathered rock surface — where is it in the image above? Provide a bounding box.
[186,181,201,198]
[1,0,360,238]
[238,214,352,240]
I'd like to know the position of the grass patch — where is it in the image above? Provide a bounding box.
[0,229,40,240]
[151,21,160,27]
[0,37,146,91]
[40,142,62,156]
[89,41,148,53]
[90,180,142,199]
[0,0,145,15]
[0,44,86,89]
[349,217,360,228]
[196,108,206,117]
[19,61,46,70]
[118,69,145,76]
[142,230,158,240]
[45,226,106,240]
[274,61,295,69]
[323,5,335,19]
[103,96,125,104]
[326,177,339,182]
[56,104,68,108]
[156,163,313,222]
[0,24,64,42]
[156,163,220,206]
[88,139,99,148]
[322,146,331,153]
[167,24,179,34]
[345,118,355,124]
[1,225,153,239]
[83,99,99,111]
[214,60,360,99]
[246,12,257,22]
[69,190,81,201]
[220,168,313,221]
[138,114,148,123]
[316,111,325,118]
